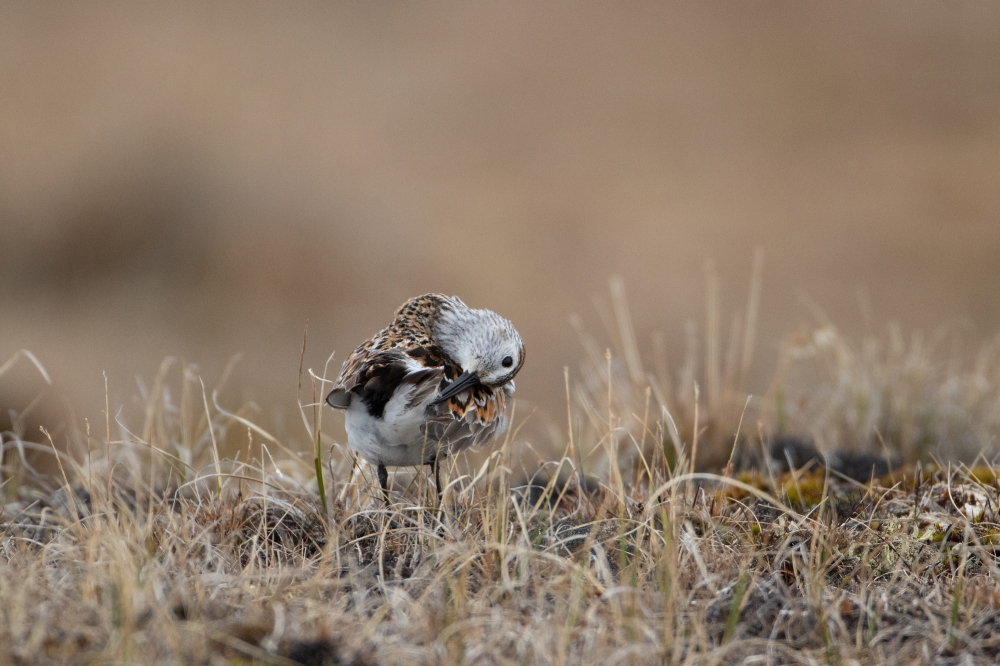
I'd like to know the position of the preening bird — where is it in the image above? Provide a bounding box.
[326,294,524,502]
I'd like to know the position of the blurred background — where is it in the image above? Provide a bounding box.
[2,1,999,461]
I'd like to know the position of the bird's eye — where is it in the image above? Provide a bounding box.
[502,356,514,368]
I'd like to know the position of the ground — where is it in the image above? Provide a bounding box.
[3,317,1000,665]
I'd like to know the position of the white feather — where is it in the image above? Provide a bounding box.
[343,368,444,467]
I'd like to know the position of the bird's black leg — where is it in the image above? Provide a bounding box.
[433,455,443,502]
[377,463,390,505]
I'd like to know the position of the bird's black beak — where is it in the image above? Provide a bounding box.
[432,370,480,405]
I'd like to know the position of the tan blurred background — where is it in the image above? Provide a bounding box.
[2,1,999,454]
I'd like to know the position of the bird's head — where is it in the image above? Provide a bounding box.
[432,296,525,389]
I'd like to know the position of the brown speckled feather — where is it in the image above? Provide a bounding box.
[422,383,513,454]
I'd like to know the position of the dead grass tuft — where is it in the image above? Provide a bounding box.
[4,283,1000,664]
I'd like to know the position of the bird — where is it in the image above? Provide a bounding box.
[325,293,524,503]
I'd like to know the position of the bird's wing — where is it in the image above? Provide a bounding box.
[422,383,513,454]
[326,344,449,417]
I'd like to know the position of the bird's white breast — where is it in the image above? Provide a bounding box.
[343,377,442,467]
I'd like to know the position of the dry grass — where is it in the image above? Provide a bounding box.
[4,286,1000,665]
